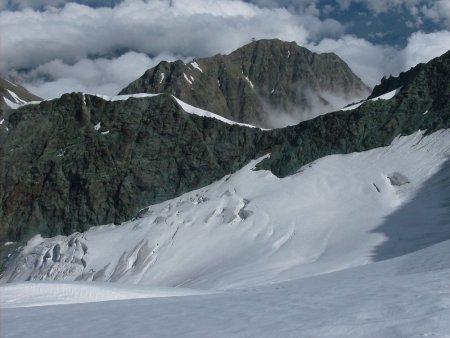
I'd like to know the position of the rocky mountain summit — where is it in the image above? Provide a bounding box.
[0,47,449,271]
[120,39,370,128]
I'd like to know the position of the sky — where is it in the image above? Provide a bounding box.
[1,0,449,99]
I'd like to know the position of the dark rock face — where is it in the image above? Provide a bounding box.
[119,39,370,128]
[0,94,276,245]
[0,49,449,271]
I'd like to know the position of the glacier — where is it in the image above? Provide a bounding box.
[1,129,450,337]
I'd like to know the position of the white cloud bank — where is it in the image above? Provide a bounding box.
[15,52,182,99]
[0,0,330,72]
[309,30,450,88]
[1,0,449,98]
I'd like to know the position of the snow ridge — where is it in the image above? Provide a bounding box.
[341,87,402,111]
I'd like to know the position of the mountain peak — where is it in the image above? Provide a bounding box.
[120,39,370,128]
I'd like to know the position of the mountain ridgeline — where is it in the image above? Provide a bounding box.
[0,45,450,270]
[120,39,369,128]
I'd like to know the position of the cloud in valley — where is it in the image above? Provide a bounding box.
[13,52,183,99]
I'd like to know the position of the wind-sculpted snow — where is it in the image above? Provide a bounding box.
[3,130,450,289]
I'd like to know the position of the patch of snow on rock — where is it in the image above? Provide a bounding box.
[190,61,203,73]
[92,93,159,102]
[7,90,26,104]
[244,75,254,89]
[183,73,193,85]
[172,96,260,129]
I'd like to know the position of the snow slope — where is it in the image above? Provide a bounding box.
[3,95,40,109]
[171,96,260,128]
[2,129,450,337]
[2,236,450,337]
[2,129,450,290]
[1,282,210,308]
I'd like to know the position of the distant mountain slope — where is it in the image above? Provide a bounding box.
[119,39,369,128]
[0,49,449,269]
[0,78,41,112]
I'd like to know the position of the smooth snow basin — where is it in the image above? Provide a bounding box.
[1,281,211,308]
[2,239,450,337]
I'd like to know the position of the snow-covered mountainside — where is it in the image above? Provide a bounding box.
[3,130,450,289]
[2,49,449,258]
[2,129,450,337]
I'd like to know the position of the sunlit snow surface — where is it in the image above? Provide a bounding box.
[1,282,211,308]
[2,129,450,337]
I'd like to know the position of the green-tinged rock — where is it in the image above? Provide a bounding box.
[0,93,276,244]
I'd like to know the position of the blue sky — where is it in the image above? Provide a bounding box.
[1,0,449,98]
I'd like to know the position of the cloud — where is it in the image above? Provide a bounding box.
[332,0,450,28]
[2,0,449,100]
[0,0,345,98]
[308,36,397,87]
[0,0,121,10]
[400,30,450,68]
[421,0,450,28]
[0,0,343,73]
[308,30,450,88]
[15,52,181,99]
[334,0,420,13]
